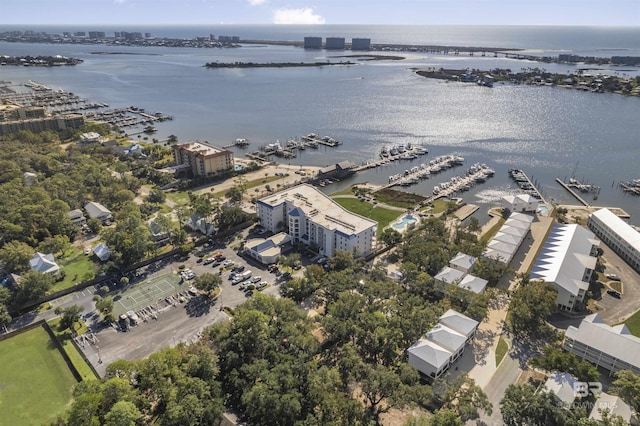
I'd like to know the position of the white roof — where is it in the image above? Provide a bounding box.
[493,231,523,246]
[449,252,476,271]
[487,239,518,254]
[499,225,528,238]
[426,324,467,353]
[504,218,532,230]
[544,372,579,406]
[565,313,640,370]
[589,392,632,422]
[509,212,535,224]
[258,184,377,236]
[530,224,598,297]
[439,309,479,338]
[408,339,452,371]
[458,274,488,294]
[590,208,640,253]
[29,252,60,274]
[93,243,111,261]
[434,267,465,284]
[483,247,513,264]
[84,201,111,219]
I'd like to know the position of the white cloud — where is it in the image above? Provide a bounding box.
[113,0,127,4]
[273,7,325,25]
[248,0,268,5]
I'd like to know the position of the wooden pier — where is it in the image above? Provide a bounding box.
[555,178,590,206]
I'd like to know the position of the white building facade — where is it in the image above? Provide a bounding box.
[530,224,599,312]
[587,208,640,273]
[256,184,377,258]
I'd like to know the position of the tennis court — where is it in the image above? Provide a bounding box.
[113,273,184,317]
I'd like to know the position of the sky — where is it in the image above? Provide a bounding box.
[2,0,639,26]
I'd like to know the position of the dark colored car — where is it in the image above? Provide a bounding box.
[607,289,621,299]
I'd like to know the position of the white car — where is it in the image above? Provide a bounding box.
[223,260,235,268]
[605,273,620,281]
[250,276,262,283]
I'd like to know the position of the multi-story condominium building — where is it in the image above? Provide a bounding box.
[563,313,640,376]
[351,38,371,51]
[325,37,346,50]
[303,37,322,49]
[255,184,377,258]
[587,208,640,273]
[0,113,84,136]
[530,224,599,312]
[172,141,234,178]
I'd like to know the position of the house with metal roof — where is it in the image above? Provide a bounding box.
[449,252,477,274]
[482,211,533,265]
[562,313,640,376]
[501,194,539,213]
[434,266,465,286]
[543,372,581,407]
[407,309,479,381]
[530,224,599,311]
[588,392,633,423]
[84,201,112,223]
[457,275,488,294]
[29,252,60,276]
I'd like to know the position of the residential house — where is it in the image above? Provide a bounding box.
[29,252,60,276]
[84,202,112,224]
[244,232,292,264]
[93,243,112,262]
[67,209,86,227]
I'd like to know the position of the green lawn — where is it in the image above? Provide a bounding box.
[480,218,506,245]
[332,198,403,234]
[0,326,79,425]
[620,309,640,338]
[48,318,98,382]
[495,336,509,366]
[166,190,190,206]
[50,251,97,294]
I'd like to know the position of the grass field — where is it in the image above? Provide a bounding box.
[332,198,403,234]
[0,326,79,425]
[620,309,640,337]
[50,250,97,294]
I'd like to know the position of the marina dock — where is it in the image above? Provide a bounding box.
[508,169,546,203]
[555,178,590,206]
[455,204,480,221]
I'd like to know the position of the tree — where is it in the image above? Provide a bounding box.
[359,363,403,424]
[508,280,557,337]
[12,271,54,307]
[194,273,222,295]
[610,370,640,412]
[529,346,599,382]
[225,186,243,204]
[500,384,571,426]
[381,228,402,246]
[56,304,84,331]
[38,235,71,257]
[87,217,103,234]
[94,296,115,323]
[103,401,141,426]
[0,240,35,273]
[434,373,492,422]
[146,187,166,204]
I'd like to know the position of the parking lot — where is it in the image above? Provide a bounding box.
[82,228,287,376]
[595,245,640,324]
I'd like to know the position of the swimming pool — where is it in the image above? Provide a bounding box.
[392,214,418,231]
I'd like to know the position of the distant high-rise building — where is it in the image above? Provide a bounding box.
[74,31,86,37]
[145,32,152,38]
[63,32,72,37]
[114,32,121,38]
[209,34,216,41]
[304,36,322,49]
[351,38,371,51]
[88,31,105,39]
[325,37,345,50]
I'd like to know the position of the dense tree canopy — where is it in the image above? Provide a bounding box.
[508,280,557,337]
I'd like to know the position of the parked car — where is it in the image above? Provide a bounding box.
[232,276,243,285]
[316,257,327,265]
[203,257,215,265]
[250,275,262,283]
[607,289,622,299]
[257,281,268,290]
[127,310,139,325]
[232,265,245,273]
[223,260,235,268]
[605,273,620,281]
